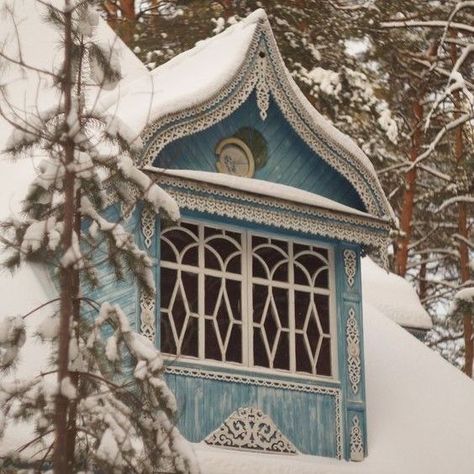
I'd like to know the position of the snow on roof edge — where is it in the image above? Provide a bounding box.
[146,167,388,222]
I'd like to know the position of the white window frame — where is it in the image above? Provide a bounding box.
[160,217,339,382]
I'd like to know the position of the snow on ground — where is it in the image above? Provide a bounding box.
[361,257,432,330]
[194,302,474,474]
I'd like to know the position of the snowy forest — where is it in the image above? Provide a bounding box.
[0,1,472,473]
[100,1,473,372]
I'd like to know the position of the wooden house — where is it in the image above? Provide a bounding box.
[91,9,396,461]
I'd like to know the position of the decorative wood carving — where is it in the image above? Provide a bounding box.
[346,307,361,395]
[343,249,357,288]
[350,415,364,461]
[204,407,298,454]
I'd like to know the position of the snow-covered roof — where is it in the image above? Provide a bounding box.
[362,257,432,330]
[103,9,395,223]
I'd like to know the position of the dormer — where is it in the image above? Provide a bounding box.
[94,9,395,462]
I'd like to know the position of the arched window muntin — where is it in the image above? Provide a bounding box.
[160,216,339,382]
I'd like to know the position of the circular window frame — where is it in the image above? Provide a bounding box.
[215,137,255,178]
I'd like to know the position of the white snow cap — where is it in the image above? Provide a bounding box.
[147,168,376,219]
[361,257,432,330]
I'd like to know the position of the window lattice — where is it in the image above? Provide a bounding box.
[160,221,333,377]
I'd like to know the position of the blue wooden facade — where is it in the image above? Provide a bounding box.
[89,9,393,463]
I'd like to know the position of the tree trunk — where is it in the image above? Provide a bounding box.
[419,261,427,302]
[450,36,472,377]
[53,2,76,472]
[118,0,136,43]
[395,98,423,276]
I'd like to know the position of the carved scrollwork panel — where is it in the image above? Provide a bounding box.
[346,307,361,395]
[204,407,298,454]
[350,415,364,462]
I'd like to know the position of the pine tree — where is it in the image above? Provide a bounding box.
[0,1,198,472]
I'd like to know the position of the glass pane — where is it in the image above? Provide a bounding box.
[162,227,196,255]
[160,238,176,262]
[160,312,176,355]
[294,291,310,330]
[263,305,279,351]
[170,284,187,337]
[252,284,268,325]
[253,329,269,368]
[273,287,288,327]
[205,275,221,315]
[226,280,242,320]
[216,298,232,341]
[160,267,176,309]
[207,237,239,263]
[271,238,288,253]
[225,230,241,244]
[226,325,242,363]
[316,337,331,376]
[296,333,312,373]
[226,254,241,274]
[181,316,198,357]
[204,226,220,239]
[182,271,198,314]
[314,294,330,334]
[255,245,286,275]
[274,331,289,370]
[205,319,222,361]
[252,255,268,279]
[306,310,321,356]
[272,262,288,281]
[205,247,221,270]
[314,268,329,289]
[182,245,198,266]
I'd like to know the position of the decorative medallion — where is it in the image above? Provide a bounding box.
[343,249,357,288]
[346,307,361,395]
[215,137,255,178]
[350,415,364,462]
[204,407,298,454]
[215,128,268,178]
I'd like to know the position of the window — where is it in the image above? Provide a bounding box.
[160,221,335,378]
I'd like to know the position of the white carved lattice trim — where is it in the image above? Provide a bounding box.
[350,415,364,462]
[154,174,391,254]
[346,307,361,395]
[343,249,357,288]
[204,407,298,454]
[140,207,156,341]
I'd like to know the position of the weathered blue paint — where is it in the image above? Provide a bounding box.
[83,203,141,333]
[165,371,338,457]
[152,92,366,212]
